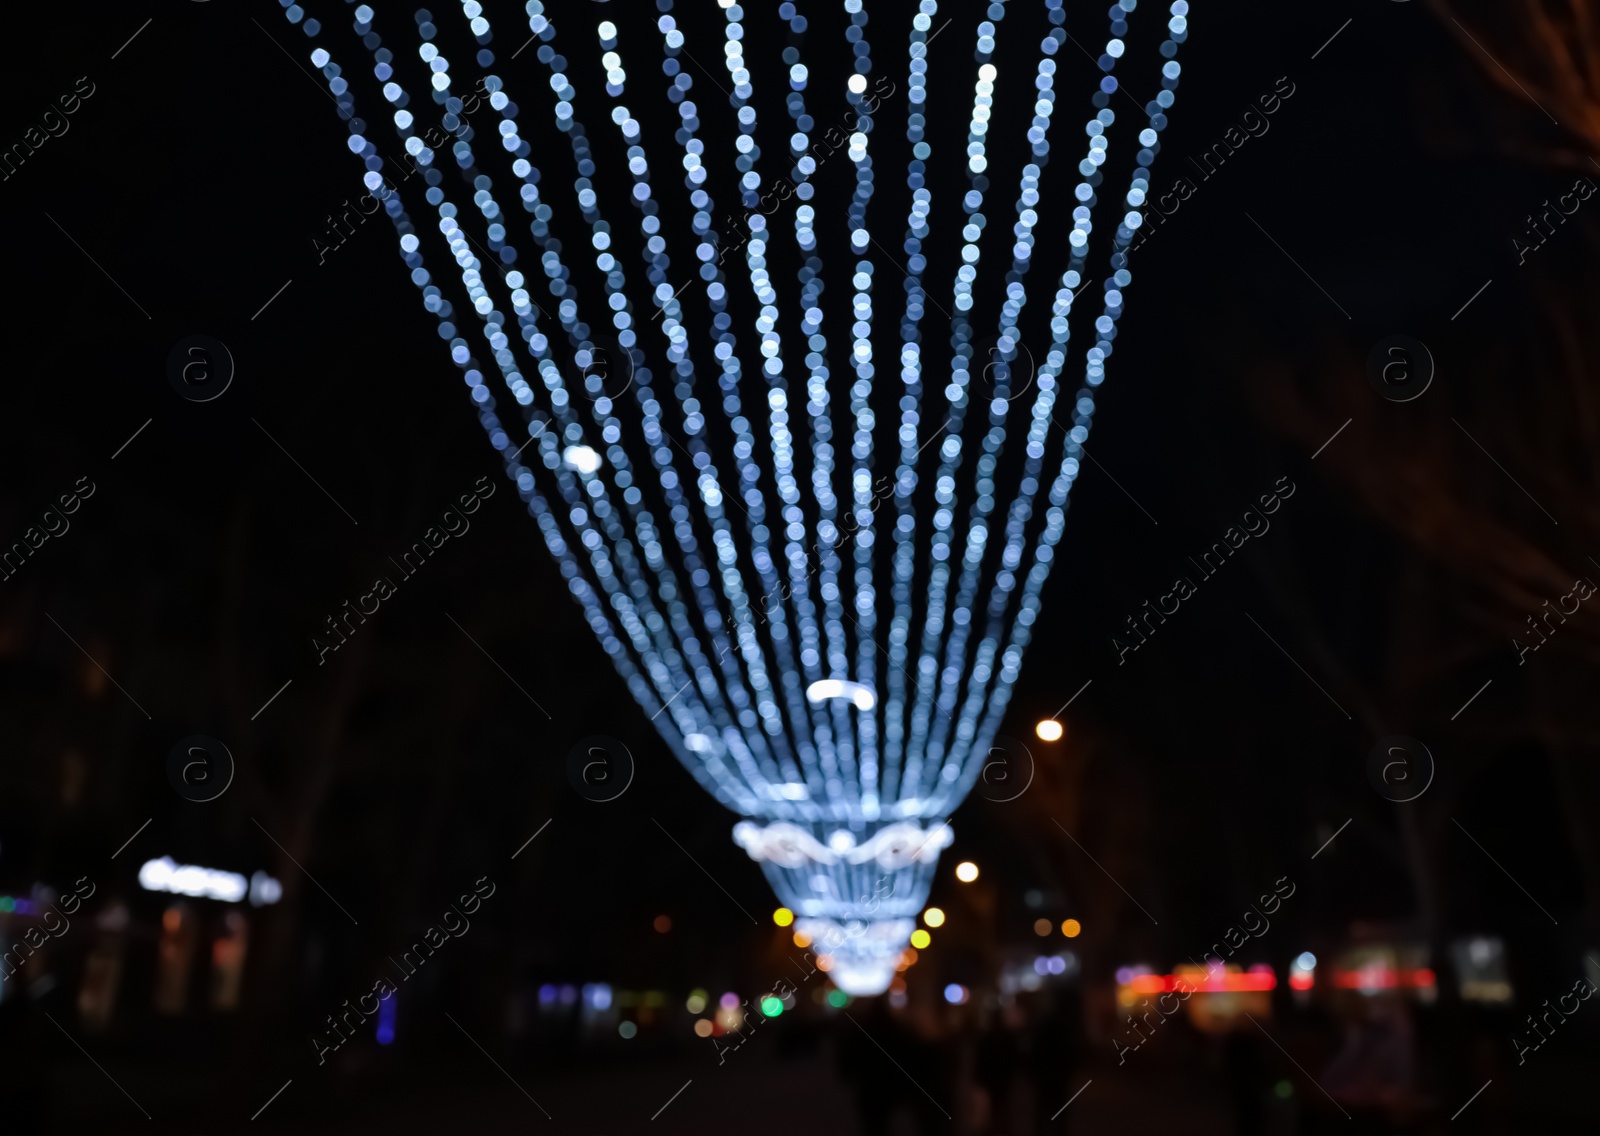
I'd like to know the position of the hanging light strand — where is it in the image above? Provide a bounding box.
[281,0,1195,987]
[292,8,774,813]
[958,0,1192,784]
[921,39,1061,793]
[611,11,826,804]
[900,2,1010,805]
[881,0,940,807]
[654,10,830,807]
[412,9,736,776]
[768,2,860,812]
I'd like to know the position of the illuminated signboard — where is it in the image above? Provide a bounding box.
[138,857,282,906]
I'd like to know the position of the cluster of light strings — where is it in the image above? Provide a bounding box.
[281,0,1188,982]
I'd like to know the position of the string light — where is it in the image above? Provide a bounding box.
[286,0,1192,996]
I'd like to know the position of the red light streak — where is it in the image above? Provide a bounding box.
[1124,971,1277,995]
[1332,966,1435,990]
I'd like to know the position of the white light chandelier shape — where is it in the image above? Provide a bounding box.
[284,0,1191,994]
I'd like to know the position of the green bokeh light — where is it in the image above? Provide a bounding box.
[827,989,849,1008]
[760,996,784,1017]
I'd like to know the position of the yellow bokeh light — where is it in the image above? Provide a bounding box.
[923,907,946,928]
[1033,918,1052,937]
[773,907,794,927]
[955,861,979,883]
[910,928,931,949]
[1062,918,1082,938]
[1036,719,1064,742]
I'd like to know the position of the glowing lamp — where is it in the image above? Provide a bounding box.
[804,679,876,712]
[561,444,602,474]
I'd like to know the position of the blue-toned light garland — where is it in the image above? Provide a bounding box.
[286,0,1190,995]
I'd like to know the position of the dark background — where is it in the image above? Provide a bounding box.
[0,0,1595,1132]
